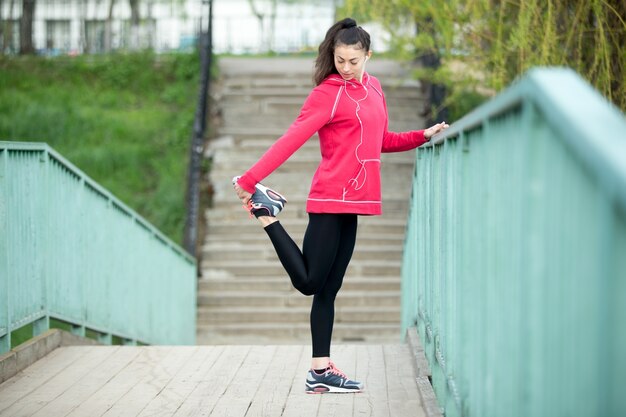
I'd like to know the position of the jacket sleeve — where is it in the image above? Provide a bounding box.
[380,88,428,153]
[237,86,335,194]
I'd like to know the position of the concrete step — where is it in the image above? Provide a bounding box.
[198,306,400,324]
[210,173,416,195]
[197,290,401,308]
[220,70,422,86]
[209,185,415,208]
[227,138,419,160]
[201,243,404,261]
[214,125,298,138]
[196,322,402,345]
[218,84,425,101]
[201,233,406,249]
[197,276,401,292]
[204,206,409,223]
[201,259,401,278]
[211,126,425,147]
[205,217,408,235]
[219,88,316,101]
[211,156,416,177]
[213,145,417,163]
[222,76,315,89]
[209,181,415,210]
[219,101,423,128]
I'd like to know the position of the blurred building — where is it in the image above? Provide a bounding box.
[0,0,338,55]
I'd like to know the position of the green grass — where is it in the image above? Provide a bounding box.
[0,51,204,244]
[9,319,135,349]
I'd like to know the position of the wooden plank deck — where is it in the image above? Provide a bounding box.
[0,344,427,417]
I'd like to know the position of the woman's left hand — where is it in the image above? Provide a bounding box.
[424,121,450,139]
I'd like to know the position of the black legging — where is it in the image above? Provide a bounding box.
[264,213,358,358]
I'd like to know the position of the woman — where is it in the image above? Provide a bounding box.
[233,17,449,394]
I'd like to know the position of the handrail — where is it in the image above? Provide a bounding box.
[425,67,626,209]
[1,141,197,353]
[402,67,626,416]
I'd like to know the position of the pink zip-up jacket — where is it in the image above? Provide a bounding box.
[237,72,428,215]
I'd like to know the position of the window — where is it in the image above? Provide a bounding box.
[85,20,106,53]
[46,20,71,55]
[120,18,156,50]
[1,20,20,54]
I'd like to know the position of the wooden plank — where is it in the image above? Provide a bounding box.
[32,346,142,417]
[406,327,432,378]
[0,346,118,417]
[280,345,320,417]
[137,346,223,417]
[101,346,198,417]
[172,345,251,417]
[416,376,444,417]
[0,343,430,417]
[0,346,86,412]
[208,345,276,416]
[315,344,356,417]
[65,346,174,417]
[384,344,425,417]
[353,344,390,417]
[244,345,303,417]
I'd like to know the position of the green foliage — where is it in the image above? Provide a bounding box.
[340,0,626,116]
[0,51,203,244]
[10,323,34,349]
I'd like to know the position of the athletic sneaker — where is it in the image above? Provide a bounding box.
[305,362,364,394]
[232,176,287,217]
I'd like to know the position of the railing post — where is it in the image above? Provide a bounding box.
[71,324,85,338]
[0,334,7,355]
[122,338,137,346]
[0,147,9,354]
[33,316,49,337]
[97,333,112,345]
[39,149,50,340]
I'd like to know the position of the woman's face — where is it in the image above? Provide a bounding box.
[334,44,372,82]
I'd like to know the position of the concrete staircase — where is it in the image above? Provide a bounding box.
[197,57,426,345]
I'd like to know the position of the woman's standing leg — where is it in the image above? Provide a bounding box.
[307,214,357,362]
[302,215,362,392]
[259,213,363,392]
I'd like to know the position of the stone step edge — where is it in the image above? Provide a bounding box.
[197,322,400,330]
[198,275,402,286]
[196,303,402,315]
[197,289,400,297]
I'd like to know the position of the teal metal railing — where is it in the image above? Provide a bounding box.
[402,68,626,417]
[0,142,197,353]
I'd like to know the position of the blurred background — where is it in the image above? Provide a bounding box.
[1,0,624,247]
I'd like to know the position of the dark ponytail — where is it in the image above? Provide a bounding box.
[313,18,371,85]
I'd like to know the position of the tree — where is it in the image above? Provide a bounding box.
[248,0,322,53]
[340,0,626,113]
[128,0,140,49]
[19,0,35,55]
[0,0,4,53]
[104,0,116,52]
[247,0,274,53]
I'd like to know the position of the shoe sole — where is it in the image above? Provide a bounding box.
[305,383,363,394]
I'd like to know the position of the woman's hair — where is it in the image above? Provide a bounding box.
[313,18,371,85]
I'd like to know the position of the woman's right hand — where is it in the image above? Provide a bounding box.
[233,181,253,205]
